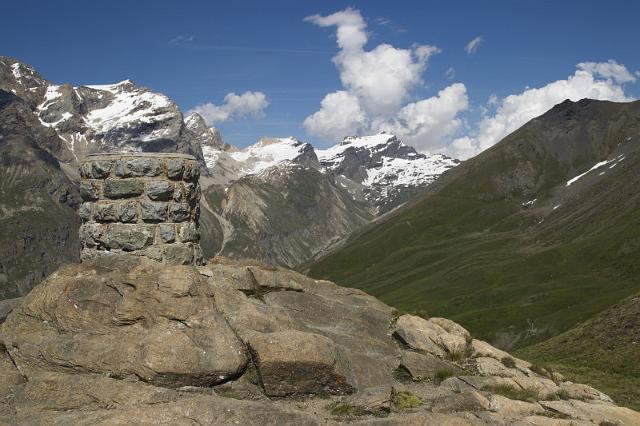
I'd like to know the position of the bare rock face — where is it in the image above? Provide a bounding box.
[1,257,247,388]
[1,256,639,425]
[249,330,355,397]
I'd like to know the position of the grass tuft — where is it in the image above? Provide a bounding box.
[392,366,413,383]
[393,390,423,410]
[485,384,540,402]
[434,369,455,382]
[501,356,516,368]
[329,402,366,418]
[449,349,465,362]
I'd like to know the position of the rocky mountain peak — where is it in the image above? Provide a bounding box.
[0,57,49,107]
[184,112,223,149]
[0,58,203,163]
[317,133,460,213]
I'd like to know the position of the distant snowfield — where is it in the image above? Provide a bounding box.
[566,154,625,186]
[228,137,309,175]
[202,131,459,193]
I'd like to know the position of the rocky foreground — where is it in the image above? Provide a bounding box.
[1,256,638,425]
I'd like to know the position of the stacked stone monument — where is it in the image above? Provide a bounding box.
[78,153,203,265]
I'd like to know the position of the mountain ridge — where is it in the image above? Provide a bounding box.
[307,98,640,351]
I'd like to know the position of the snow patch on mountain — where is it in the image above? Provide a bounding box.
[229,137,313,173]
[566,154,625,186]
[83,81,175,142]
[363,154,457,187]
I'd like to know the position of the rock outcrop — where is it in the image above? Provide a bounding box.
[1,255,638,424]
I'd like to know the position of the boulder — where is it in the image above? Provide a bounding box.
[394,314,468,357]
[10,372,319,426]
[0,297,22,324]
[341,385,392,415]
[248,330,355,396]
[488,394,544,418]
[399,351,463,381]
[540,399,640,425]
[557,382,613,403]
[1,259,248,388]
[430,390,491,413]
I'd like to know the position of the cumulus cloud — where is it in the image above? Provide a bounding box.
[304,8,468,152]
[303,91,367,141]
[576,59,636,83]
[449,62,636,159]
[188,91,268,125]
[465,36,483,54]
[379,84,469,149]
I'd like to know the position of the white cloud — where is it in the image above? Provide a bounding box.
[304,8,467,152]
[188,91,268,125]
[170,35,195,46]
[577,59,636,83]
[449,63,636,159]
[304,8,367,52]
[303,91,367,141]
[446,66,456,79]
[465,36,483,55]
[379,83,469,151]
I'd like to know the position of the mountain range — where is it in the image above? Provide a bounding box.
[0,56,457,297]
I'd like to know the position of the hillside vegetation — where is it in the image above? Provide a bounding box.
[307,99,640,350]
[518,292,640,410]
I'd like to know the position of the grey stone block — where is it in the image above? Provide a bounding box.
[78,202,93,221]
[183,182,200,202]
[81,161,112,179]
[79,181,99,201]
[140,201,168,222]
[104,179,145,199]
[114,160,130,178]
[104,224,154,251]
[158,224,175,243]
[173,184,184,202]
[117,202,138,223]
[178,222,199,243]
[168,203,191,222]
[164,243,193,265]
[183,162,200,182]
[126,158,162,176]
[147,180,174,201]
[79,223,103,248]
[139,246,163,261]
[166,159,184,179]
[94,203,118,222]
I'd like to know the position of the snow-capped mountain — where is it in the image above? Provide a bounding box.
[0,57,203,163]
[199,129,460,214]
[317,132,460,212]
[0,56,459,274]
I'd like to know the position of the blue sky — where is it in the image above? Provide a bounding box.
[2,0,639,157]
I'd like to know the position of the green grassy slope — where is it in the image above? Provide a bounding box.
[307,99,640,349]
[517,293,640,410]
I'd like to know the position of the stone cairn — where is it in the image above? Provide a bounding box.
[78,153,203,265]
